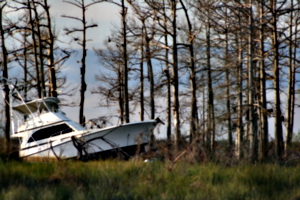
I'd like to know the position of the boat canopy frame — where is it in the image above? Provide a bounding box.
[12,97,60,115]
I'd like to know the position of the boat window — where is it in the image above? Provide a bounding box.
[28,123,73,142]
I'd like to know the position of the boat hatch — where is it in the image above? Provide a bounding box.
[28,123,73,142]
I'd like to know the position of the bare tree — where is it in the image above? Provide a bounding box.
[126,1,157,120]
[285,0,300,150]
[43,0,58,97]
[93,40,125,122]
[179,0,199,143]
[194,0,216,153]
[121,0,130,123]
[9,0,69,99]
[258,0,269,160]
[62,0,102,125]
[170,0,181,146]
[270,0,284,158]
[0,1,11,153]
[247,0,258,162]
[144,0,181,145]
[25,0,42,97]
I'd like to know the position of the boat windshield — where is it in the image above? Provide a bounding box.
[28,123,73,142]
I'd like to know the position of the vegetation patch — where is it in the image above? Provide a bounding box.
[1,160,300,200]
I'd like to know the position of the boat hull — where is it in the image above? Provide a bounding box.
[19,120,157,160]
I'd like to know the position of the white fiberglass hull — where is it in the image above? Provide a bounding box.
[19,120,158,160]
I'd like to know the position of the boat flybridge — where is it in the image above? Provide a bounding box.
[10,97,162,161]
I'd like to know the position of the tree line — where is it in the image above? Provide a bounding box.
[1,0,300,162]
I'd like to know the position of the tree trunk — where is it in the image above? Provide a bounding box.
[165,69,171,141]
[44,0,57,97]
[32,1,46,97]
[0,3,11,153]
[22,32,28,101]
[162,0,171,142]
[119,66,124,124]
[139,26,145,121]
[171,0,181,146]
[258,0,269,160]
[28,0,42,98]
[121,0,130,123]
[285,0,295,149]
[225,23,232,148]
[145,31,155,119]
[235,15,244,160]
[79,0,87,125]
[272,0,284,158]
[248,0,258,162]
[206,17,215,154]
[179,0,198,143]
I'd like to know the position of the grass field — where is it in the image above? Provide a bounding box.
[1,159,300,200]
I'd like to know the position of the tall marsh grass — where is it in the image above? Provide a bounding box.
[1,159,300,200]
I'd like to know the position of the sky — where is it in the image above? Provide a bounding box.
[50,1,120,49]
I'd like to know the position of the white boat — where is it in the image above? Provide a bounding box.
[10,97,162,161]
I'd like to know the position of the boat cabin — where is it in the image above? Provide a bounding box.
[11,97,85,140]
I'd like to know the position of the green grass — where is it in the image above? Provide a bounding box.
[1,160,300,200]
